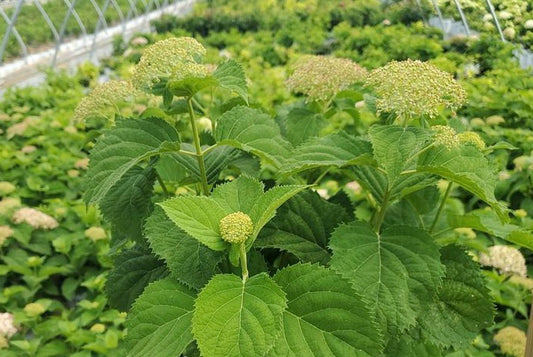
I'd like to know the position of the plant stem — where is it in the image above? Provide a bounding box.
[429,182,452,234]
[525,296,533,357]
[373,189,391,233]
[312,169,329,186]
[155,173,169,197]
[239,243,249,282]
[187,97,210,196]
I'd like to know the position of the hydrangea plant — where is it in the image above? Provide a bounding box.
[80,37,533,356]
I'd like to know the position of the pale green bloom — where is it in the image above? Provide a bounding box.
[90,323,106,333]
[85,227,107,242]
[479,245,527,277]
[12,208,58,230]
[219,212,253,244]
[458,131,486,150]
[365,59,466,118]
[0,312,17,338]
[0,226,14,246]
[494,326,526,357]
[286,55,367,102]
[24,303,46,317]
[432,125,460,149]
[0,182,15,196]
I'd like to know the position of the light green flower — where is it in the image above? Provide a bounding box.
[494,326,526,357]
[458,131,486,150]
[432,125,460,149]
[219,212,254,244]
[0,182,15,196]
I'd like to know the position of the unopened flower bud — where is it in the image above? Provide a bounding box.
[24,303,46,317]
[219,212,253,244]
[432,125,459,149]
[458,131,486,150]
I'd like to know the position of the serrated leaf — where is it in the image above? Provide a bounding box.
[106,249,168,311]
[280,132,374,174]
[270,263,382,357]
[85,118,179,204]
[214,106,292,167]
[417,145,507,219]
[385,328,442,357]
[329,221,444,334]
[256,191,349,264]
[283,107,326,146]
[368,125,430,186]
[145,207,224,290]
[213,60,248,103]
[419,246,494,348]
[158,196,228,251]
[447,209,533,250]
[101,165,155,245]
[125,278,195,357]
[193,273,286,357]
[168,76,219,97]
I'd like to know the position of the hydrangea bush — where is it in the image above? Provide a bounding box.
[80,37,532,356]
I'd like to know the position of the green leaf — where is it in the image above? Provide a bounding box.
[158,196,228,251]
[213,60,248,103]
[385,328,442,357]
[256,191,349,264]
[145,207,224,290]
[417,145,507,219]
[283,107,326,146]
[280,132,373,174]
[125,278,195,357]
[270,263,382,357]
[100,165,155,245]
[168,76,219,98]
[85,118,179,204]
[329,221,444,334]
[192,273,286,357]
[418,246,494,348]
[447,209,533,250]
[368,125,430,185]
[106,249,168,311]
[214,106,292,167]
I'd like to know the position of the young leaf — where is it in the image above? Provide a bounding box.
[214,106,292,167]
[158,196,228,251]
[256,191,350,264]
[270,263,383,357]
[168,76,219,98]
[213,60,248,103]
[85,117,179,204]
[100,165,156,245]
[417,145,507,219]
[418,246,494,348]
[283,107,326,146]
[125,278,195,357]
[280,132,374,174]
[106,249,168,311]
[192,273,286,357]
[329,221,444,334]
[145,207,224,290]
[368,125,430,186]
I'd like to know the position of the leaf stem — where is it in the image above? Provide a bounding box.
[312,169,329,186]
[155,172,169,197]
[429,182,453,234]
[373,189,391,233]
[239,243,249,282]
[187,97,210,196]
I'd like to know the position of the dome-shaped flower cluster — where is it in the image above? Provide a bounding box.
[0,182,15,195]
[365,59,466,118]
[0,226,14,245]
[0,313,17,338]
[479,245,527,277]
[494,326,526,357]
[132,37,208,91]
[0,198,21,216]
[12,208,58,230]
[85,226,107,242]
[458,131,486,150]
[286,55,367,102]
[432,125,460,149]
[219,212,253,244]
[74,80,137,122]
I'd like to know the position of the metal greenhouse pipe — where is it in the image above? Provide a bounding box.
[452,0,471,36]
[52,0,79,67]
[485,0,506,42]
[0,0,24,64]
[0,6,27,60]
[429,0,445,31]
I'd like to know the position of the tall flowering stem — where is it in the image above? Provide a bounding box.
[187,98,210,196]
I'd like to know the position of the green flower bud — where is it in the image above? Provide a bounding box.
[432,125,459,150]
[458,131,486,150]
[219,212,253,244]
[494,326,526,357]
[24,302,46,317]
[0,182,16,196]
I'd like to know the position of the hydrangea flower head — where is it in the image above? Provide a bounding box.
[365,59,466,118]
[0,313,17,338]
[219,212,253,244]
[432,125,460,149]
[479,245,527,277]
[458,131,486,150]
[494,326,526,357]
[12,208,58,230]
[132,37,208,91]
[286,55,367,102]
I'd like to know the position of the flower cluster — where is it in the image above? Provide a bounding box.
[132,37,208,91]
[219,212,253,244]
[0,182,15,195]
[494,326,526,357]
[458,131,486,150]
[286,55,367,102]
[0,312,17,338]
[85,226,107,242]
[432,125,460,149]
[365,59,466,118]
[0,226,14,245]
[74,80,137,122]
[479,245,527,277]
[0,198,21,216]
[12,208,59,230]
